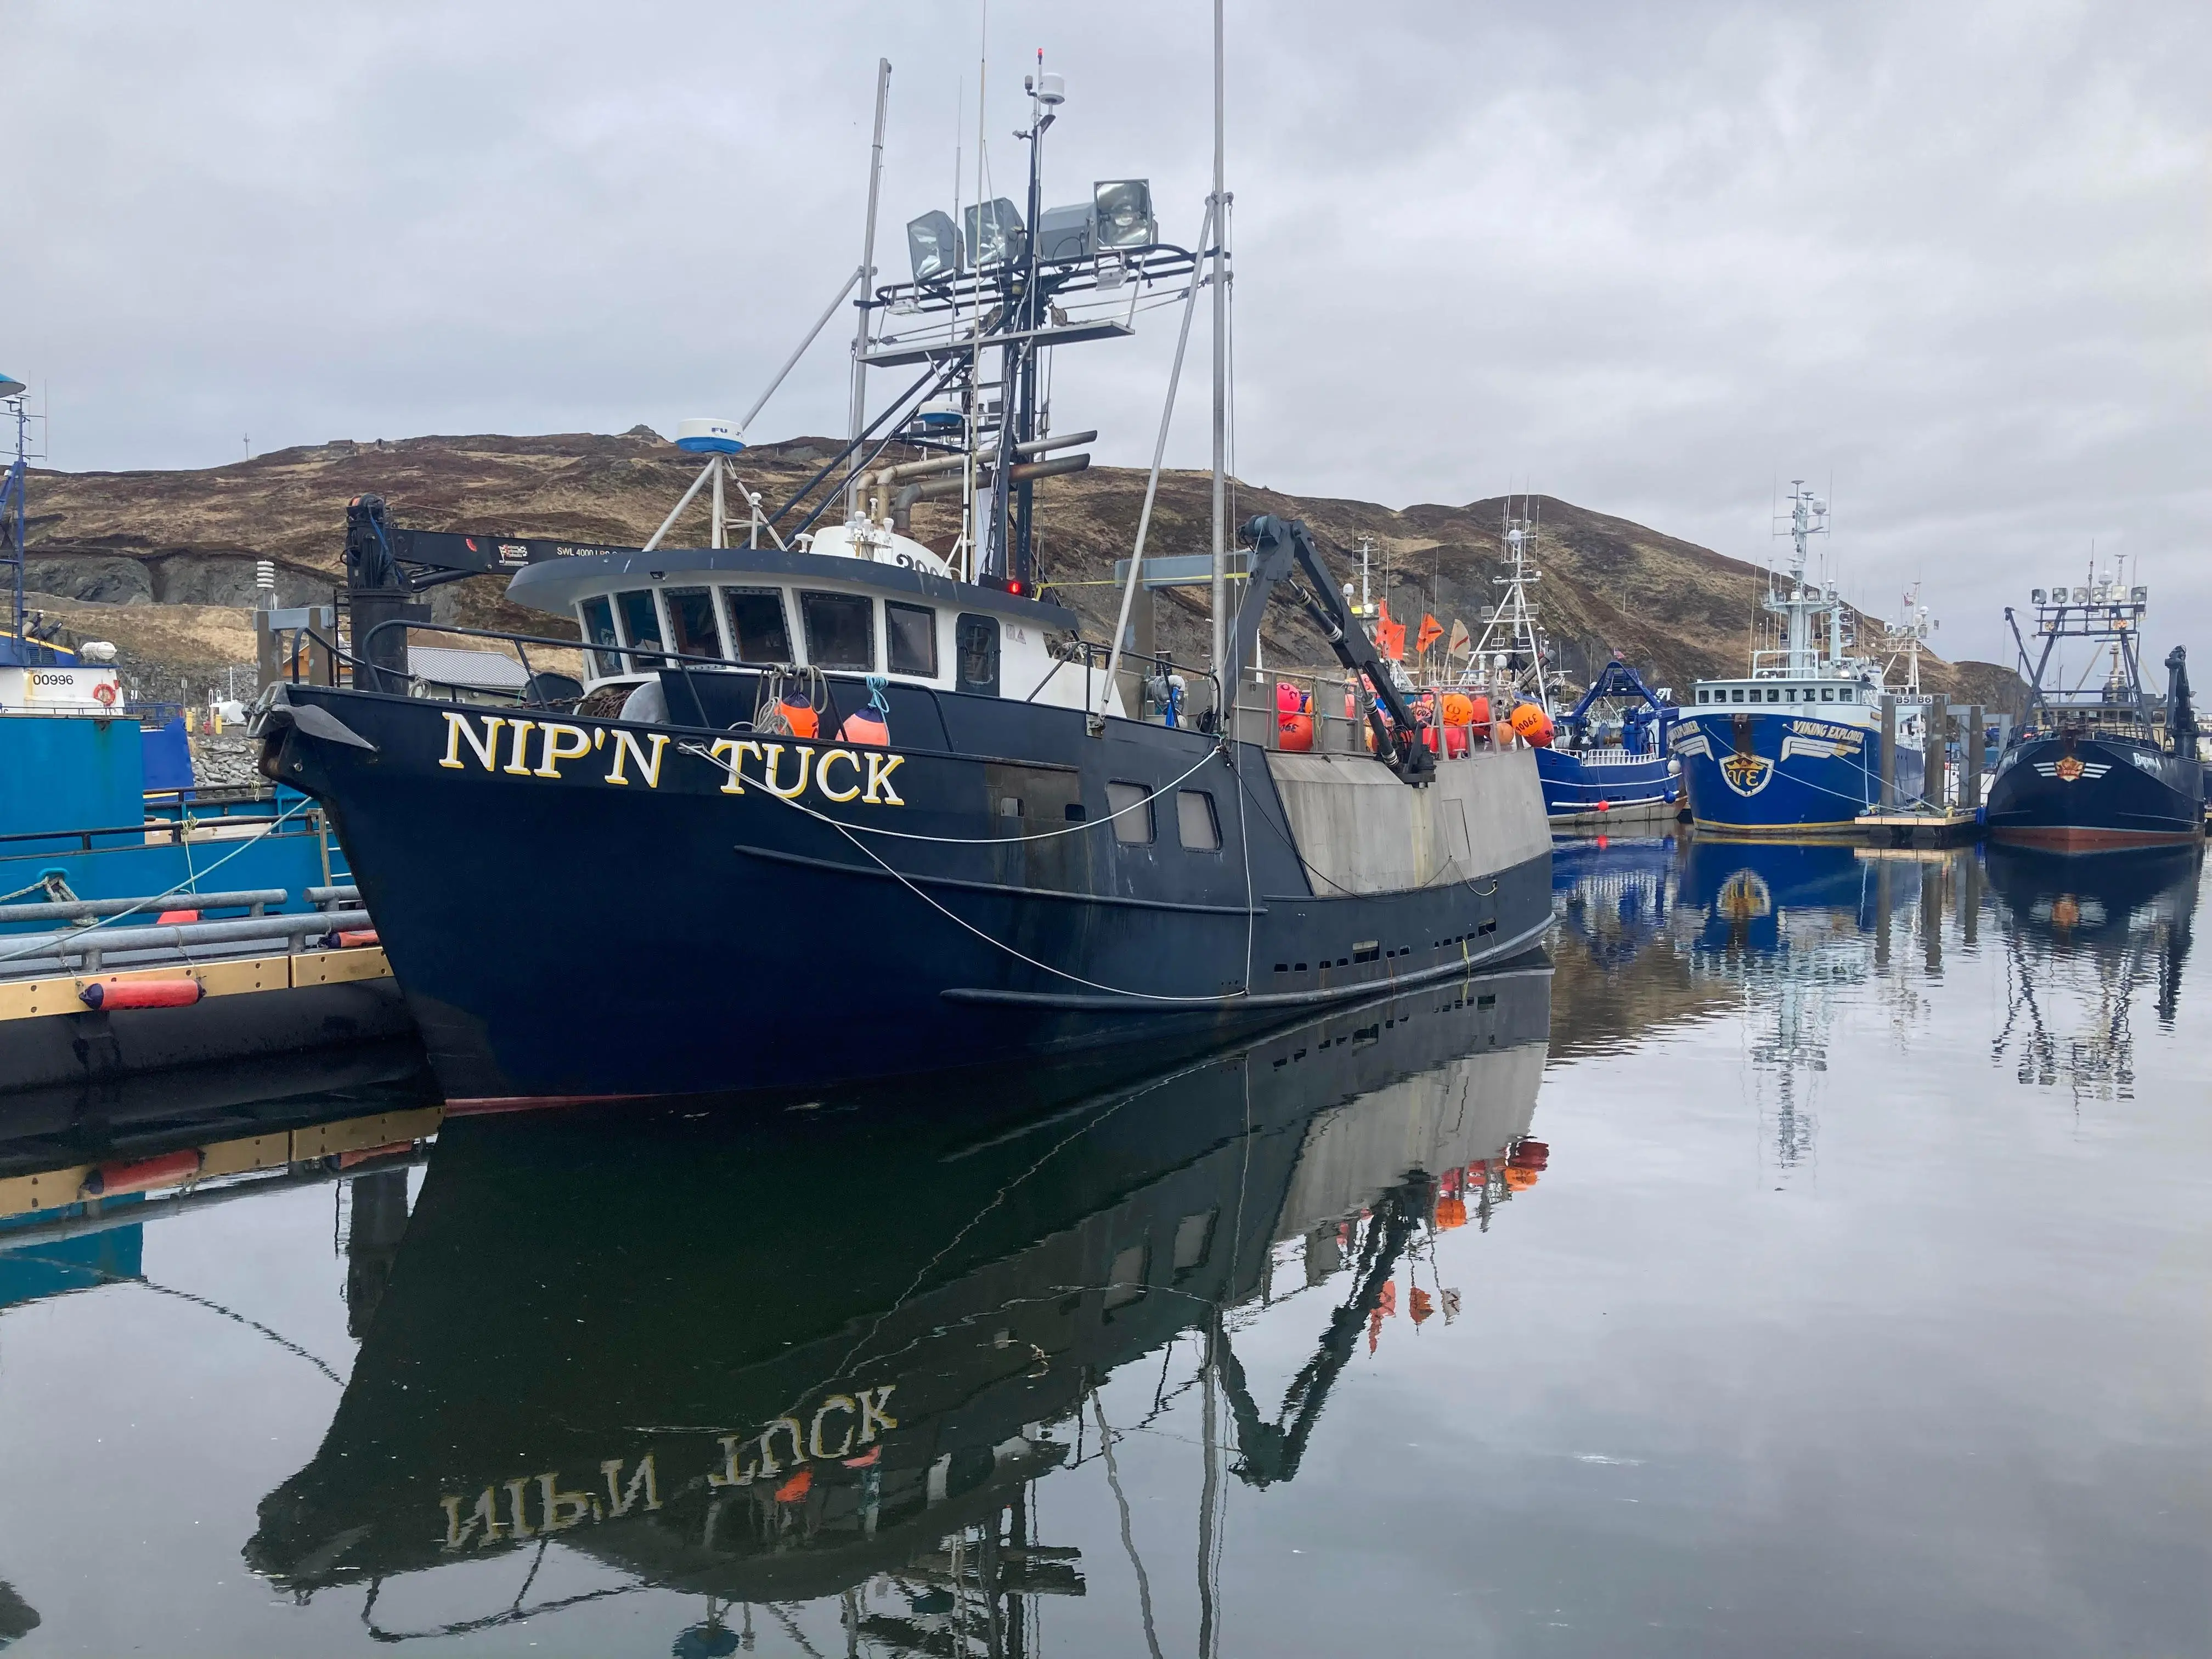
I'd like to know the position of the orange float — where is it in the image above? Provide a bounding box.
[1508,702,1554,747]
[1278,712,1315,752]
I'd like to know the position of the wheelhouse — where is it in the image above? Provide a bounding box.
[1691,680,1869,707]
[510,532,1122,717]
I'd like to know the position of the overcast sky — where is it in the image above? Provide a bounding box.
[10,1,2207,669]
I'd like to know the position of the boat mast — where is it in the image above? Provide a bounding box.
[845,59,893,521]
[1208,0,1229,677]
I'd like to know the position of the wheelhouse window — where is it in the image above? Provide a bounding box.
[1820,687,1835,702]
[1838,686,1857,703]
[1730,688,1745,703]
[720,586,791,664]
[1107,781,1154,845]
[1177,789,1221,851]
[956,614,1001,697]
[1696,689,1711,704]
[886,601,938,678]
[800,590,874,671]
[614,590,663,664]
[578,596,623,678]
[663,587,723,660]
[1768,688,1781,703]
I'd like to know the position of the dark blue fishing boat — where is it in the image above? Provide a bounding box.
[1988,575,2203,850]
[253,82,1552,1107]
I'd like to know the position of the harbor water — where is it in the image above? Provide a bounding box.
[0,833,2204,1656]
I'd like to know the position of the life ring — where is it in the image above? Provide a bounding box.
[92,681,117,707]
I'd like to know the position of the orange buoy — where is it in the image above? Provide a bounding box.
[778,699,820,739]
[83,1147,204,1195]
[1278,712,1315,752]
[1508,702,1554,747]
[1276,680,1305,715]
[840,675,893,747]
[79,979,204,1011]
[839,708,889,746]
[328,928,380,949]
[1443,724,1470,758]
[1503,1165,1539,1191]
[1441,692,1475,726]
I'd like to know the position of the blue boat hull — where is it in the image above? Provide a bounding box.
[1673,710,1921,836]
[1532,746,1676,820]
[262,681,1555,1104]
[1986,735,2204,850]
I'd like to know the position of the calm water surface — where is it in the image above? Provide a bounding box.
[0,836,2204,1656]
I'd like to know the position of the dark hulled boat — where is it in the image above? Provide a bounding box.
[252,92,1551,1105]
[1988,580,2203,850]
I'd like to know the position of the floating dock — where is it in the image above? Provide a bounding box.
[1853,806,1983,848]
[0,885,411,1096]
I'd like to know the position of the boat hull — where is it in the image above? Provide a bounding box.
[260,684,1553,1103]
[1532,744,1677,826]
[1986,735,2205,851]
[1673,708,1921,837]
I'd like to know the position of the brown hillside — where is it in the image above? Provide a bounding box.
[18,428,2016,703]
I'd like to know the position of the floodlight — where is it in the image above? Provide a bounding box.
[2132,585,2148,602]
[1036,202,1093,263]
[2073,586,2089,602]
[1093,180,1156,250]
[964,198,1026,268]
[906,211,962,284]
[2032,588,2046,605]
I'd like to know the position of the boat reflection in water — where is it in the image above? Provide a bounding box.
[1984,841,2199,1099]
[245,961,1553,1649]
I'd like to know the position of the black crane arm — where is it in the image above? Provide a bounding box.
[342,493,633,594]
[1228,514,1434,784]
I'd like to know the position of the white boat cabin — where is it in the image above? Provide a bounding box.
[509,522,1128,718]
[1691,678,1873,709]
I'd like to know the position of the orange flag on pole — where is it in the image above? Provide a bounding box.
[1416,613,1444,655]
[1375,599,1406,661]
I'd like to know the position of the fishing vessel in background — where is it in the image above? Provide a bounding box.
[1444,500,1679,827]
[1672,483,1923,837]
[1986,568,2202,850]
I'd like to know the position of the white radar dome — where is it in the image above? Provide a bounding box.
[675,417,743,455]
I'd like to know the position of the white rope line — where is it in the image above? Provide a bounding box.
[689,747,1257,1005]
[0,796,315,968]
[674,739,1222,845]
[1683,729,1950,814]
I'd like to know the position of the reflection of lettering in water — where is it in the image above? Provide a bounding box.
[437,1385,898,1551]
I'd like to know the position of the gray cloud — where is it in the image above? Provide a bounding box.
[12,0,2207,669]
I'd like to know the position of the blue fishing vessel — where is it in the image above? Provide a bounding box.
[1987,570,2203,850]
[251,72,1554,1107]
[1673,483,1922,836]
[0,371,344,928]
[1444,501,1680,826]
